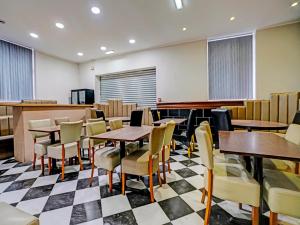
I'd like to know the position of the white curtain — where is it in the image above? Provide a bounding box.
[208,35,253,99]
[0,40,33,101]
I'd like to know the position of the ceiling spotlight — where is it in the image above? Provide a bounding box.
[91,6,100,14]
[230,16,235,21]
[77,52,84,56]
[174,0,183,9]
[182,27,187,31]
[105,50,115,55]
[30,33,39,38]
[100,46,107,51]
[129,39,136,44]
[55,22,64,29]
[291,2,298,7]
[0,19,5,24]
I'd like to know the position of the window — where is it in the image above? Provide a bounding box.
[208,35,254,99]
[99,68,156,108]
[0,40,33,101]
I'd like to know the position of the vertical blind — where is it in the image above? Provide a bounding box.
[99,68,156,108]
[208,35,253,100]
[0,40,33,101]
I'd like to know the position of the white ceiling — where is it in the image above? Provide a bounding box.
[0,0,299,63]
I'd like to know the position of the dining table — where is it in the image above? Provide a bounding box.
[105,116,131,123]
[232,119,288,132]
[152,118,187,126]
[219,131,300,224]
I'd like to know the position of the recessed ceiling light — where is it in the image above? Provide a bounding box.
[55,22,64,29]
[100,46,107,51]
[0,19,5,24]
[129,39,136,44]
[106,50,114,55]
[182,27,187,31]
[174,0,183,9]
[30,33,39,38]
[230,16,235,21]
[77,52,83,56]
[91,6,100,14]
[291,2,298,7]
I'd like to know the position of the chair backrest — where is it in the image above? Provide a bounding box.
[54,117,70,126]
[149,125,166,156]
[109,119,123,130]
[28,119,52,139]
[195,125,214,170]
[292,111,300,125]
[211,109,234,132]
[285,124,300,145]
[186,109,197,141]
[200,121,213,145]
[86,121,106,137]
[96,110,106,120]
[130,110,143,126]
[163,120,176,145]
[151,109,160,122]
[60,121,83,144]
[87,118,103,123]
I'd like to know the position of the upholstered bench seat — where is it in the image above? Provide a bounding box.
[0,202,39,225]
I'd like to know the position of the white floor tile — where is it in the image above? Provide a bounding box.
[180,190,206,211]
[101,195,131,217]
[185,175,204,189]
[39,206,73,225]
[98,173,119,186]
[169,162,186,171]
[3,166,30,175]
[16,170,42,181]
[172,212,204,225]
[133,202,170,225]
[73,186,100,205]
[78,169,98,180]
[153,184,178,202]
[51,180,78,195]
[171,155,189,162]
[77,218,103,225]
[218,201,251,220]
[191,157,203,165]
[32,174,59,187]
[165,171,183,183]
[0,181,13,194]
[189,165,205,174]
[17,196,49,215]
[0,188,29,204]
[0,162,18,170]
[126,179,146,190]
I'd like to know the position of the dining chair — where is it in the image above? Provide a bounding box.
[87,118,103,123]
[87,121,120,192]
[292,111,300,125]
[151,109,160,122]
[264,124,300,174]
[109,119,123,131]
[121,125,166,202]
[130,110,143,127]
[263,169,300,225]
[195,125,260,225]
[54,117,70,125]
[96,110,106,121]
[28,119,52,175]
[47,121,83,180]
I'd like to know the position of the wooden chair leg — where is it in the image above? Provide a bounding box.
[89,147,95,187]
[61,146,65,181]
[162,145,166,183]
[168,159,171,174]
[122,173,126,195]
[149,158,154,203]
[88,143,91,163]
[251,207,259,225]
[77,141,83,171]
[204,170,213,225]
[239,203,243,210]
[41,156,45,176]
[33,153,37,170]
[295,162,299,174]
[108,171,113,193]
[48,157,52,175]
[201,189,206,203]
[188,146,191,158]
[157,165,162,187]
[269,211,278,225]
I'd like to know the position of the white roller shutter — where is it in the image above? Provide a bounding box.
[99,68,156,108]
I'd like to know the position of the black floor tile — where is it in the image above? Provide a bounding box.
[43,191,75,212]
[168,179,196,195]
[174,168,198,178]
[4,178,36,192]
[179,160,199,167]
[22,184,54,201]
[100,184,122,198]
[57,172,79,182]
[126,189,152,208]
[70,200,102,225]
[76,177,99,190]
[0,173,21,183]
[103,210,137,225]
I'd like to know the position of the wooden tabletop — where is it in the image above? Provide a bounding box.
[91,125,153,142]
[28,123,87,133]
[232,119,288,130]
[152,118,187,125]
[105,117,131,122]
[219,131,300,161]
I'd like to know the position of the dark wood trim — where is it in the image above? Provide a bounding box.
[156,100,244,109]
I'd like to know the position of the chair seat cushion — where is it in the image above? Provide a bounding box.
[263,169,300,218]
[34,139,51,156]
[205,163,260,207]
[0,201,39,225]
[47,142,78,159]
[122,150,159,176]
[125,142,139,154]
[94,147,120,171]
[263,158,296,173]
[81,137,106,149]
[213,149,242,165]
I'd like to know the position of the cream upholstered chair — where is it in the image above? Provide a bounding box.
[0,201,39,225]
[87,121,120,192]
[109,119,123,131]
[121,125,166,202]
[264,124,300,174]
[87,118,103,123]
[47,121,83,180]
[28,119,52,175]
[195,125,260,225]
[263,169,300,225]
[54,117,70,125]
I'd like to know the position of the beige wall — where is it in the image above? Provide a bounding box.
[79,40,208,102]
[256,22,300,99]
[35,52,79,103]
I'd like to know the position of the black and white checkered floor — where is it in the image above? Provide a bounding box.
[0,144,299,225]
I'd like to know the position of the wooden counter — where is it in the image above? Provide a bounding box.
[156,100,244,109]
[13,104,92,162]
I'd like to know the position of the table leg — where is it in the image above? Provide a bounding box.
[120,141,126,159]
[162,146,166,184]
[49,132,59,174]
[139,139,144,148]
